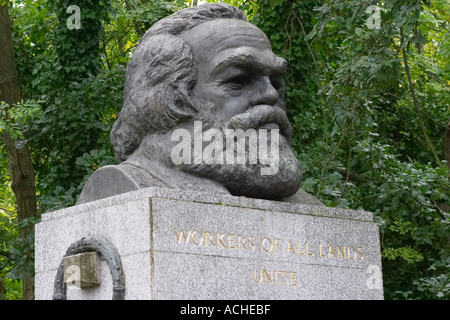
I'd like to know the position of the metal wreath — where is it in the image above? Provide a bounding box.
[53,236,125,300]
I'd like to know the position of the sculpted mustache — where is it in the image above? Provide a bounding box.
[224,105,293,142]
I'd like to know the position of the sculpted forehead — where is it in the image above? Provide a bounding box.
[182,19,284,80]
[182,19,272,57]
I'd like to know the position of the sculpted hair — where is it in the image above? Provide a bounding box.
[110,4,247,163]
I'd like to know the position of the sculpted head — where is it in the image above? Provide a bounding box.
[110,3,302,200]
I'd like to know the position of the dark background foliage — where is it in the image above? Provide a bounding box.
[0,0,448,300]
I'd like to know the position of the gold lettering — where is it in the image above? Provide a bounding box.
[205,231,214,247]
[287,241,296,254]
[279,271,288,285]
[274,239,281,253]
[173,228,190,244]
[173,228,363,267]
[261,238,273,252]
[296,241,305,255]
[264,269,273,284]
[191,230,203,246]
[254,269,298,287]
[237,235,247,250]
[228,234,236,249]
[290,272,297,287]
[328,244,337,258]
[306,241,313,256]
[337,245,346,259]
[217,233,226,248]
[357,247,364,261]
[253,269,263,284]
[248,236,256,251]
[347,246,357,260]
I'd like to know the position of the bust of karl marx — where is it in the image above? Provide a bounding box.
[77,3,322,206]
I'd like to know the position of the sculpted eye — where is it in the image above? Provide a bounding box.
[227,75,247,88]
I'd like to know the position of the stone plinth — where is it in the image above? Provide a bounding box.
[35,187,383,300]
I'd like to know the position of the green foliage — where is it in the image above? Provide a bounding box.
[48,0,111,83]
[1,5,188,299]
[31,67,125,211]
[0,148,21,299]
[123,0,183,35]
[1,0,449,299]
[0,209,20,300]
[246,0,450,299]
[0,100,43,140]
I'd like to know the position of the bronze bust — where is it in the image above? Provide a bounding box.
[77,3,322,207]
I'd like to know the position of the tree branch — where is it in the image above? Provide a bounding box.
[400,26,443,168]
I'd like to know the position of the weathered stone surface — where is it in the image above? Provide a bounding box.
[35,187,383,300]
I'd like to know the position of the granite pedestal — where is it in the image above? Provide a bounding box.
[35,187,383,300]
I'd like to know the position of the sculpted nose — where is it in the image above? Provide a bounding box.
[250,77,279,107]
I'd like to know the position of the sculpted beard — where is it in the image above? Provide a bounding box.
[176,101,302,200]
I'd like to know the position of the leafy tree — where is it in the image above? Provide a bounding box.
[1,0,185,299]
[1,0,448,300]
[0,0,38,300]
[246,0,449,299]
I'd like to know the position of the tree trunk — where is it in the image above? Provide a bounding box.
[0,2,37,300]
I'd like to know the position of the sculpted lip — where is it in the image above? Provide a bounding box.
[225,105,292,142]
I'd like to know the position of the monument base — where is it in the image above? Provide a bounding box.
[35,187,383,300]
